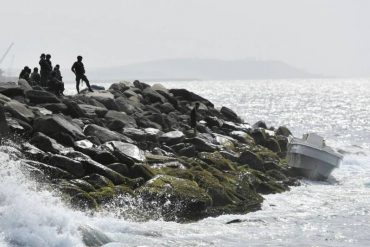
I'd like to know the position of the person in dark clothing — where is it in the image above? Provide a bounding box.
[48,71,64,96]
[190,102,200,135]
[71,55,93,94]
[39,53,51,87]
[19,66,31,81]
[30,67,41,86]
[53,64,62,81]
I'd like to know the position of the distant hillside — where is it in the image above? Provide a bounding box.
[85,58,318,81]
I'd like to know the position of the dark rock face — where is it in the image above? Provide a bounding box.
[276,126,292,137]
[84,124,133,144]
[0,105,10,136]
[104,141,146,165]
[30,132,69,154]
[220,106,241,123]
[169,88,214,107]
[238,150,264,171]
[2,80,296,222]
[26,90,61,104]
[33,114,85,141]
[4,100,35,123]
[159,131,184,145]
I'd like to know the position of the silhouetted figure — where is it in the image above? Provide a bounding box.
[39,53,51,87]
[190,102,200,135]
[71,55,93,94]
[19,66,31,81]
[53,64,62,81]
[30,67,41,86]
[48,71,64,96]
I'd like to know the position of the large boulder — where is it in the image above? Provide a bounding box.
[238,150,264,171]
[78,104,107,118]
[169,89,214,107]
[30,132,70,154]
[33,114,85,140]
[40,103,68,114]
[4,100,35,123]
[0,105,9,136]
[103,141,146,165]
[49,154,85,177]
[159,130,185,145]
[0,93,11,104]
[220,106,242,123]
[25,90,61,104]
[276,126,292,137]
[0,83,24,98]
[104,110,137,128]
[136,175,212,220]
[84,124,133,144]
[142,87,166,103]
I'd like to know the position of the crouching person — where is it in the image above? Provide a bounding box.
[48,71,65,96]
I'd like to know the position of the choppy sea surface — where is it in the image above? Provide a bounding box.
[1,79,370,246]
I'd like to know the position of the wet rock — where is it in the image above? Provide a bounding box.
[63,100,87,118]
[91,150,118,165]
[33,114,85,140]
[142,87,166,103]
[129,164,155,181]
[81,158,129,185]
[30,132,69,154]
[229,131,255,145]
[105,110,137,128]
[91,96,118,110]
[104,141,146,165]
[0,93,11,104]
[220,106,242,123]
[49,154,85,177]
[69,179,96,192]
[136,175,212,220]
[249,128,267,145]
[0,83,24,98]
[39,103,67,114]
[264,138,281,153]
[158,102,175,114]
[144,128,163,142]
[151,83,169,93]
[79,104,107,118]
[122,128,146,142]
[107,163,130,176]
[253,120,268,129]
[4,100,35,123]
[276,126,292,137]
[205,116,223,128]
[21,142,47,161]
[0,105,10,136]
[276,135,288,153]
[169,88,214,107]
[84,124,133,144]
[82,174,113,189]
[185,137,218,153]
[238,150,264,171]
[23,160,73,179]
[159,130,184,145]
[115,97,136,114]
[198,151,236,171]
[26,90,61,104]
[79,225,113,247]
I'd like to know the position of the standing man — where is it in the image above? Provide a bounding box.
[39,54,51,87]
[71,55,93,94]
[190,102,200,135]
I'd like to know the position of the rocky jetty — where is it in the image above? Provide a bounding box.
[0,79,298,221]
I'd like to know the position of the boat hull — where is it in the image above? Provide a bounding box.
[287,143,341,180]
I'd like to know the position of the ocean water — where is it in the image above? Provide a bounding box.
[1,79,370,246]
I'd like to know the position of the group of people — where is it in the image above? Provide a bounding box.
[19,54,94,96]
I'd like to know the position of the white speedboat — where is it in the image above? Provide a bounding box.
[287,133,342,180]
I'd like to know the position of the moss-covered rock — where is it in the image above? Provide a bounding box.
[198,151,237,171]
[135,175,211,220]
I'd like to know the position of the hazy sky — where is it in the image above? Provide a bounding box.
[1,0,369,77]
